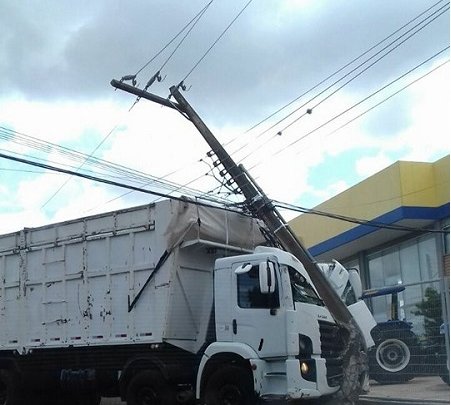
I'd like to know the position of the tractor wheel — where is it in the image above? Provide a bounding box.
[369,327,417,384]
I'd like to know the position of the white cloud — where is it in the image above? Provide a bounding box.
[355,153,393,178]
[0,2,448,233]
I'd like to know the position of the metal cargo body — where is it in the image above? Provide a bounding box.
[0,199,264,355]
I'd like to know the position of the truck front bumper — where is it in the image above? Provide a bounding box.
[251,357,340,400]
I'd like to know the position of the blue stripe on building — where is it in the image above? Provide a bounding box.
[309,203,450,256]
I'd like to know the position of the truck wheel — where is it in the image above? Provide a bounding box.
[204,365,255,405]
[126,370,175,405]
[369,329,416,384]
[0,370,23,405]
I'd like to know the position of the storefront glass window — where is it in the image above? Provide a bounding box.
[367,234,442,336]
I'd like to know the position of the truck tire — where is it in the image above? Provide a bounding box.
[369,328,416,384]
[126,370,175,405]
[204,365,255,405]
[0,370,23,405]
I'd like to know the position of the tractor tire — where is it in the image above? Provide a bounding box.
[369,327,417,384]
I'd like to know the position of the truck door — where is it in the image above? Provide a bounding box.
[231,259,287,358]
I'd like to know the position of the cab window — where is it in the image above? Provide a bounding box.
[237,265,279,309]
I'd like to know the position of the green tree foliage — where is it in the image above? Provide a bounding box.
[413,287,443,344]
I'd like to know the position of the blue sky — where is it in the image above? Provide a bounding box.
[0,0,449,233]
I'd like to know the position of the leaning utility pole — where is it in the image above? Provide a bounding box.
[111,79,367,403]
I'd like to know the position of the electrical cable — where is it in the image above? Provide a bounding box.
[239,0,447,138]
[2,150,445,235]
[130,0,215,79]
[177,0,254,88]
[271,3,450,138]
[247,46,449,170]
[0,151,245,215]
[226,2,449,161]
[40,124,119,209]
[0,126,233,205]
[274,201,449,235]
[40,2,217,206]
[296,59,450,157]
[129,1,214,110]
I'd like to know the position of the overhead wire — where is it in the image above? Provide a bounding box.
[176,0,254,88]
[270,3,450,138]
[129,0,214,110]
[298,59,450,156]
[128,0,215,79]
[240,0,447,138]
[273,200,449,234]
[226,1,450,162]
[40,124,119,209]
[1,150,446,236]
[247,46,450,170]
[40,2,217,208]
[0,152,245,214]
[164,1,449,206]
[0,126,233,206]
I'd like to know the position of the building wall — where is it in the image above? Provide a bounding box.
[289,155,450,352]
[289,155,450,250]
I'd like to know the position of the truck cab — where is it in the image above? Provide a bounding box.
[197,246,345,402]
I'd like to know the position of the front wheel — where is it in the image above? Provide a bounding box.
[204,365,255,405]
[126,370,176,405]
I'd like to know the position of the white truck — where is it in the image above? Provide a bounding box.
[0,199,374,405]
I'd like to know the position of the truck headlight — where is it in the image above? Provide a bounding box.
[299,359,316,382]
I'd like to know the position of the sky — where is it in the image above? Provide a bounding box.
[0,0,449,234]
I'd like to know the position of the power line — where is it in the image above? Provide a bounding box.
[40,124,119,209]
[177,0,254,88]
[274,201,449,235]
[0,126,232,205]
[299,59,450,156]
[2,150,447,236]
[241,0,447,137]
[127,0,214,79]
[271,3,450,137]
[226,1,449,161]
[0,151,242,214]
[129,1,214,110]
[247,46,449,170]
[41,2,217,207]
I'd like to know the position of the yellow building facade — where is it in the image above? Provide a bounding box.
[290,155,449,262]
[290,155,450,351]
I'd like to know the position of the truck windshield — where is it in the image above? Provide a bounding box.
[287,266,324,306]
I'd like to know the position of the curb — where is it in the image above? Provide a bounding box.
[359,395,450,405]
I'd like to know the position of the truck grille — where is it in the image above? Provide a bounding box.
[318,320,345,387]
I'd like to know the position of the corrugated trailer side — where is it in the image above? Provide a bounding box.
[0,202,174,353]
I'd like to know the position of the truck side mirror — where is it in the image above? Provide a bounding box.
[259,261,276,294]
